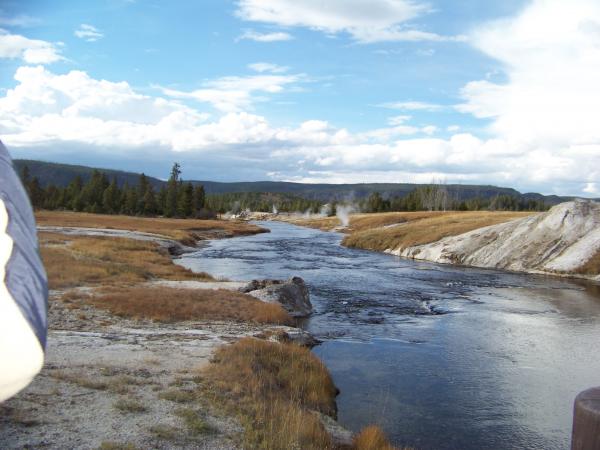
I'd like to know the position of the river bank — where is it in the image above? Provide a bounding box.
[1,211,391,449]
[273,200,600,281]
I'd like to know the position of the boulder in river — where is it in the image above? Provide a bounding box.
[240,277,313,317]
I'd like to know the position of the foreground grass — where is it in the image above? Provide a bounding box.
[36,210,266,245]
[343,211,533,252]
[202,337,338,449]
[88,286,293,324]
[202,338,400,450]
[40,233,213,289]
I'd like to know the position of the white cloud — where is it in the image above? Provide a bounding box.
[248,62,288,73]
[74,24,104,42]
[235,0,463,43]
[237,29,293,42]
[379,100,443,111]
[160,71,306,112]
[387,115,411,125]
[0,14,41,27]
[0,29,62,64]
[447,125,460,132]
[416,48,435,56]
[454,0,600,191]
[583,183,599,196]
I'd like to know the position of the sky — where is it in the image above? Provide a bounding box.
[0,0,598,196]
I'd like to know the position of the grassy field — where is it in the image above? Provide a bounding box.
[89,286,293,325]
[36,210,266,245]
[40,232,214,289]
[281,211,535,253]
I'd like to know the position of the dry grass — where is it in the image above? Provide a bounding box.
[282,211,438,233]
[280,215,343,231]
[341,211,533,252]
[353,425,413,450]
[114,398,148,413]
[576,249,600,275]
[148,424,180,440]
[49,371,108,391]
[89,286,293,325]
[159,389,196,403]
[203,337,338,449]
[174,408,215,435]
[98,442,139,450]
[36,210,265,244]
[40,232,213,289]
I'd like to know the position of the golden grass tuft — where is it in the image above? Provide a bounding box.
[148,424,180,440]
[203,337,338,449]
[353,425,412,450]
[114,398,148,413]
[174,408,215,435]
[89,286,293,325]
[40,233,213,289]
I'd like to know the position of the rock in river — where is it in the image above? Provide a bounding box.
[240,277,313,317]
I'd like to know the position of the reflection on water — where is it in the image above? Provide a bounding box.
[178,221,600,450]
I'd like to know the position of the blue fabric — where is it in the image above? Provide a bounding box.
[0,141,48,349]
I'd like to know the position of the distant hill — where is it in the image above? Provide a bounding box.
[13,159,165,190]
[13,158,581,206]
[196,180,527,203]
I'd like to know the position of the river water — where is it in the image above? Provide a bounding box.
[178,221,600,450]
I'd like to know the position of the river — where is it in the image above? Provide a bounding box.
[177,221,600,450]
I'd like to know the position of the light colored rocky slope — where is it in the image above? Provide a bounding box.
[387,200,600,280]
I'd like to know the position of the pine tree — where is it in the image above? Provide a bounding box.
[137,173,149,214]
[157,185,167,216]
[102,179,121,214]
[193,184,205,214]
[125,188,138,215]
[142,187,157,216]
[28,177,45,209]
[165,163,181,217]
[178,182,194,217]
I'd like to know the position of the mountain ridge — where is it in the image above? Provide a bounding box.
[13,158,587,205]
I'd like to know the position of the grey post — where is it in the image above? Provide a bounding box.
[572,387,600,450]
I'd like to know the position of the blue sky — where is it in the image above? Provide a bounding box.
[0,0,598,196]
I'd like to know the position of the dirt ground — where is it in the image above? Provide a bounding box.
[0,288,312,450]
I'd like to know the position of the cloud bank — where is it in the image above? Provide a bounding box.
[0,0,599,196]
[235,0,464,43]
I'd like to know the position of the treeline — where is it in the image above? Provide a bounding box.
[20,163,210,218]
[359,185,548,213]
[206,192,321,214]
[19,161,549,218]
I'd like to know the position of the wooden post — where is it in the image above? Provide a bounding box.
[572,387,600,450]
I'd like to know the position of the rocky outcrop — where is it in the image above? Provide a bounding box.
[240,277,313,317]
[389,200,600,279]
